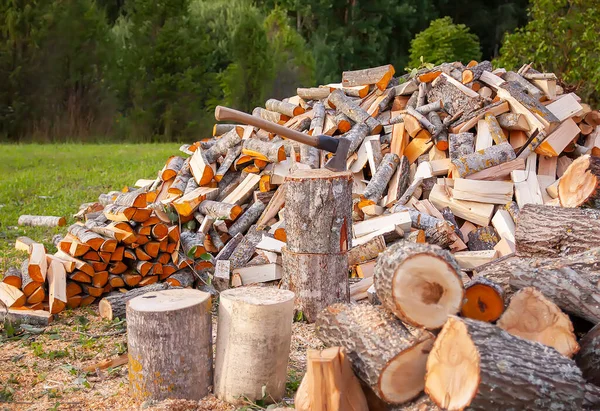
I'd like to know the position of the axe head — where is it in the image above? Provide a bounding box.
[324,136,351,172]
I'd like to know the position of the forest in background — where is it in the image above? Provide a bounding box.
[1,0,597,142]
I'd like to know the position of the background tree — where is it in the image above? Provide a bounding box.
[495,0,600,104]
[409,17,482,67]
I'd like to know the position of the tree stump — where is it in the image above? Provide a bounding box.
[127,289,212,401]
[214,287,295,404]
[282,248,349,322]
[285,168,353,254]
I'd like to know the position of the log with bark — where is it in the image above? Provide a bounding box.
[451,142,516,177]
[374,241,464,329]
[425,316,597,410]
[127,289,212,401]
[98,283,176,320]
[18,215,66,227]
[558,154,600,207]
[576,323,600,386]
[328,89,382,134]
[316,303,434,405]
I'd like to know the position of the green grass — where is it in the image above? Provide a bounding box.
[0,143,181,274]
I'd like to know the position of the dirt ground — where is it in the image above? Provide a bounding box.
[0,303,323,411]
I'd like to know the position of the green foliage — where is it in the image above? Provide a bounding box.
[495,0,600,104]
[409,17,482,67]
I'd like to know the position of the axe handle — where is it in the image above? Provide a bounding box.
[215,106,320,149]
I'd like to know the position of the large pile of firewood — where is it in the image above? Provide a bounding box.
[3,60,600,409]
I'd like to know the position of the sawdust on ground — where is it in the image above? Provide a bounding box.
[0,303,323,411]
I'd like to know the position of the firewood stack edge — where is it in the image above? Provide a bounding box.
[3,60,600,409]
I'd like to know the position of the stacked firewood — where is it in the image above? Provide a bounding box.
[3,60,600,409]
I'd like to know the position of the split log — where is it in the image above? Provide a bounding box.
[297,87,330,101]
[47,259,67,314]
[448,133,474,160]
[362,154,399,202]
[228,201,266,237]
[576,323,600,386]
[427,111,447,150]
[515,204,600,257]
[165,268,195,288]
[99,283,175,320]
[295,347,369,411]
[114,190,147,208]
[128,289,212,401]
[161,156,185,181]
[285,169,352,254]
[497,287,579,357]
[229,226,264,269]
[266,98,304,117]
[197,200,242,221]
[18,215,66,227]
[215,146,242,182]
[282,248,349,323]
[190,149,215,186]
[213,124,236,136]
[204,127,243,164]
[2,267,22,289]
[214,287,294,404]
[460,277,504,322]
[212,260,230,292]
[0,283,26,308]
[451,142,516,177]
[316,303,434,404]
[28,243,47,282]
[14,236,35,252]
[461,60,492,83]
[427,73,482,117]
[386,155,410,205]
[498,81,560,132]
[342,64,395,91]
[558,154,600,207]
[242,138,286,163]
[425,316,595,411]
[180,230,206,258]
[215,232,243,261]
[348,235,386,266]
[504,70,544,100]
[374,241,464,329]
[484,113,507,144]
[328,89,382,134]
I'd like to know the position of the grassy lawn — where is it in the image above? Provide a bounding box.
[0,143,181,274]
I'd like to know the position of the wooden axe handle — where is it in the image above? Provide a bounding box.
[215,106,318,149]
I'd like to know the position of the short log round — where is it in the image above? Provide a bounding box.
[214,287,295,404]
[127,289,212,401]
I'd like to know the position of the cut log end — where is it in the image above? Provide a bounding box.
[460,277,504,322]
[558,154,600,207]
[379,338,434,404]
[425,316,479,410]
[497,287,579,358]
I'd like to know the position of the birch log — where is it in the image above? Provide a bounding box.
[127,289,212,401]
[18,215,66,227]
[214,287,294,404]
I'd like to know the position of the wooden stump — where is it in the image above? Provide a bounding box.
[127,289,212,401]
[214,287,294,404]
[316,303,434,405]
[515,205,600,257]
[425,316,594,410]
[285,169,352,254]
[282,248,349,322]
[374,241,464,329]
[497,287,579,357]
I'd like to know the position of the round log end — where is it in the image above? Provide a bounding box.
[425,316,479,410]
[128,288,210,313]
[338,120,352,133]
[558,155,600,207]
[293,106,306,116]
[220,286,294,306]
[379,338,434,404]
[285,168,352,181]
[436,140,449,151]
[460,277,505,322]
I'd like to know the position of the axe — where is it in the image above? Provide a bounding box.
[215,106,351,172]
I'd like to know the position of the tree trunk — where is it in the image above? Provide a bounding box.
[316,303,434,405]
[214,287,294,404]
[285,168,352,253]
[451,142,516,177]
[2,308,52,326]
[374,241,464,329]
[98,283,175,320]
[576,323,600,386]
[282,248,349,323]
[515,204,600,257]
[425,316,591,410]
[18,215,66,227]
[363,154,400,202]
[127,289,212,401]
[558,155,600,207]
[498,287,579,357]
